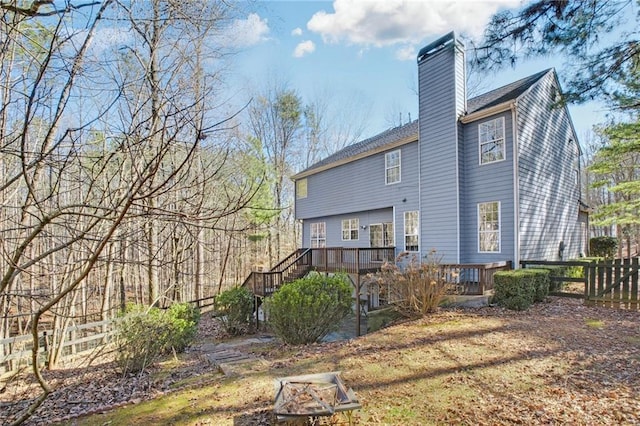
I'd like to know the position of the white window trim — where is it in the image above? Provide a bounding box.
[385,149,401,185]
[310,222,326,248]
[342,218,359,241]
[478,117,506,165]
[404,211,419,252]
[477,201,501,253]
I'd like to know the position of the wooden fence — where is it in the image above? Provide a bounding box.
[0,295,217,378]
[521,258,639,310]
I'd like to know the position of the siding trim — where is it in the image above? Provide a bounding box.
[511,103,521,267]
[292,134,417,180]
[461,100,513,124]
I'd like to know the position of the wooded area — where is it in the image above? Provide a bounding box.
[0,0,366,387]
[1,0,639,424]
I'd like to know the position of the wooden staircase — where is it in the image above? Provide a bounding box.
[241,247,397,297]
[242,249,313,297]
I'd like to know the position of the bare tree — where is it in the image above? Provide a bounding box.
[0,1,263,423]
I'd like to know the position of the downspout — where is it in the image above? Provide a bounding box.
[417,123,422,259]
[511,102,520,268]
[392,205,397,257]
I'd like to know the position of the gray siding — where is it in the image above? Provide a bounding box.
[297,142,419,255]
[295,141,420,220]
[302,208,394,248]
[517,72,581,261]
[460,111,516,264]
[418,39,465,263]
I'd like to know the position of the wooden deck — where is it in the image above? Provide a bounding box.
[243,248,511,297]
[243,247,395,297]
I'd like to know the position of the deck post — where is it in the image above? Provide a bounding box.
[355,274,361,337]
[254,295,260,331]
[324,247,328,272]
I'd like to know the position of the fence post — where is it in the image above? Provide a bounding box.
[587,261,597,306]
[632,258,639,310]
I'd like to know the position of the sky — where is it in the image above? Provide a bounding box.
[224,0,619,147]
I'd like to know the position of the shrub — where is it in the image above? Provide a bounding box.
[493,269,549,310]
[166,302,201,352]
[562,257,600,288]
[590,236,617,259]
[266,273,353,345]
[114,304,173,375]
[529,268,551,302]
[114,303,201,375]
[373,250,448,317]
[215,286,254,335]
[530,265,566,292]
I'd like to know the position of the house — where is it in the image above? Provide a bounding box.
[291,32,588,267]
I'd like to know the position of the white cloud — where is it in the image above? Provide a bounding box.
[394,45,416,61]
[307,0,519,48]
[226,13,270,47]
[291,27,303,36]
[293,40,316,58]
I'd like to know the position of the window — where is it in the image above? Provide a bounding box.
[479,117,505,164]
[385,150,401,184]
[310,222,326,248]
[478,202,500,252]
[570,138,580,186]
[296,178,307,199]
[404,211,419,252]
[370,223,394,247]
[342,218,359,241]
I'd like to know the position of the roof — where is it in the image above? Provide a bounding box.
[466,69,551,114]
[293,69,552,179]
[293,119,419,177]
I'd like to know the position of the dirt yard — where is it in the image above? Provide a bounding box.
[2,297,639,425]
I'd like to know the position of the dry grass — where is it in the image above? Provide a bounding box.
[9,297,640,425]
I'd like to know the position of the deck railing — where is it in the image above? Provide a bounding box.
[309,247,396,274]
[243,247,396,296]
[243,248,509,297]
[440,261,512,295]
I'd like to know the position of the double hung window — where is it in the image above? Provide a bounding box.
[385,150,401,184]
[479,117,505,164]
[342,218,359,241]
[404,211,419,252]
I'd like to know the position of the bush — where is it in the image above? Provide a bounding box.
[166,302,201,352]
[115,304,173,375]
[114,303,201,375]
[530,265,566,292]
[562,257,600,288]
[493,269,550,310]
[529,268,551,302]
[590,236,617,259]
[373,250,448,317]
[266,274,353,345]
[215,286,254,335]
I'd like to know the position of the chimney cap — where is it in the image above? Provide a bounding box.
[417,31,462,64]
